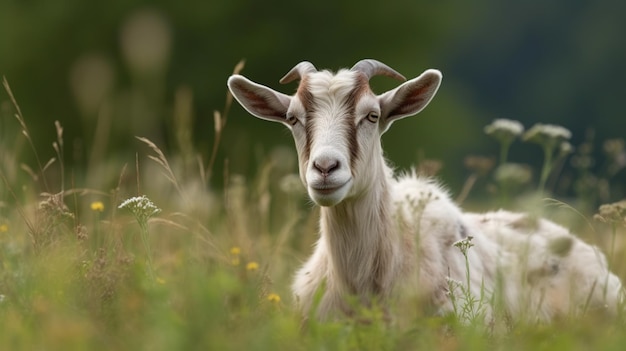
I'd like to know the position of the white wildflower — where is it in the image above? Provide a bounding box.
[484,118,524,139]
[453,236,474,256]
[119,195,161,281]
[118,195,161,223]
[523,123,572,193]
[445,276,463,296]
[484,118,525,164]
[523,123,571,146]
[542,124,571,139]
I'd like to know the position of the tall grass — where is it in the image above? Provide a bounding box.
[0,72,625,350]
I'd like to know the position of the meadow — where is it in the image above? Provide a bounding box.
[1,65,625,351]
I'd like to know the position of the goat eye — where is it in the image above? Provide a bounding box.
[286,114,298,126]
[366,112,380,123]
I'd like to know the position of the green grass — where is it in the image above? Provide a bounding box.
[1,73,626,350]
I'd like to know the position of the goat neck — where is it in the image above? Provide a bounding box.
[320,155,399,299]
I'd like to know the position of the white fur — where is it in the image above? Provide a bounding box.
[227,60,624,323]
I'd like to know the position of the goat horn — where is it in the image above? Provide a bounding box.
[351,59,406,82]
[279,61,317,84]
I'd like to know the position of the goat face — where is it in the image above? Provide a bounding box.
[228,59,442,207]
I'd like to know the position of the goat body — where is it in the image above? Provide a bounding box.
[227,59,623,322]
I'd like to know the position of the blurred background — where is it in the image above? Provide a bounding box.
[1,0,625,198]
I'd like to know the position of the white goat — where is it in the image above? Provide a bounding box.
[227,59,623,323]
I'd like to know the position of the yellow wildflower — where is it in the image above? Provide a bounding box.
[267,293,281,303]
[246,261,259,271]
[90,201,105,212]
[0,224,7,233]
[156,277,166,285]
[229,246,241,266]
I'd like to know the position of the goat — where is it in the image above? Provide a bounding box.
[227,59,623,323]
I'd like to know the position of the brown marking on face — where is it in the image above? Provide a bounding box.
[297,72,373,172]
[343,74,372,170]
[297,76,315,113]
[297,76,314,164]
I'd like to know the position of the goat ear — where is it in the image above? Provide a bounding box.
[227,75,291,123]
[379,69,442,128]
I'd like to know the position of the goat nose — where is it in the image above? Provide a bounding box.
[313,158,339,176]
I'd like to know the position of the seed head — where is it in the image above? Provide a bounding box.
[594,200,626,225]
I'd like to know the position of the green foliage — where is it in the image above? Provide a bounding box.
[2,0,626,194]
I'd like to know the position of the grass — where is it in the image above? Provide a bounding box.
[1,70,626,350]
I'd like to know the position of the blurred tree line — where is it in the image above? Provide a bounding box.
[1,0,624,196]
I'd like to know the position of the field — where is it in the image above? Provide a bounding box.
[1,72,625,351]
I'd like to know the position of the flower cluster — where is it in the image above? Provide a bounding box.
[484,118,524,142]
[523,123,572,148]
[229,246,260,271]
[118,195,161,281]
[522,123,572,193]
[118,195,161,224]
[484,118,525,165]
[453,236,474,257]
